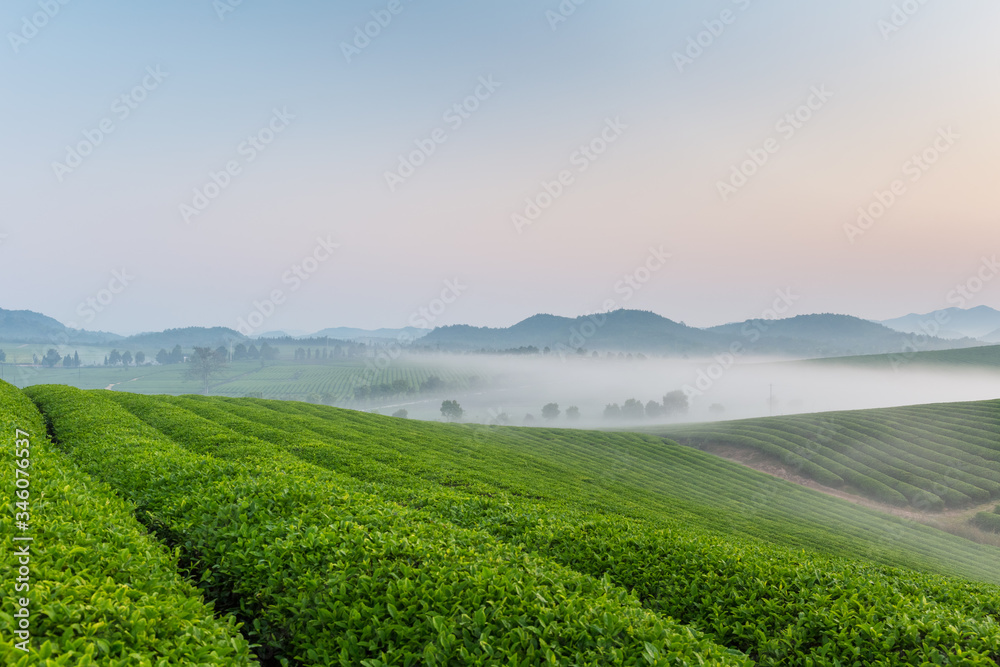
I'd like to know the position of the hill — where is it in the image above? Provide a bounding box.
[651,398,1000,523]
[421,309,971,358]
[707,313,979,356]
[879,306,1000,340]
[122,326,246,349]
[0,307,121,345]
[21,383,1000,664]
[309,326,430,341]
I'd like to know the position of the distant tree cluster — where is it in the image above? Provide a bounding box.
[155,345,185,365]
[294,347,335,361]
[604,390,688,420]
[354,379,413,400]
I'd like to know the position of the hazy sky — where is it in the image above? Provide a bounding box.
[2,0,999,335]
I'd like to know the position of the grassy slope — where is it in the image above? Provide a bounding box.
[650,400,1000,513]
[121,393,1000,586]
[95,392,1000,664]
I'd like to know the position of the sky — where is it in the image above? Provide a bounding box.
[1,0,999,335]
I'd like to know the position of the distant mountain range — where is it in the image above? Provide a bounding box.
[0,306,987,358]
[418,310,979,358]
[878,306,1000,342]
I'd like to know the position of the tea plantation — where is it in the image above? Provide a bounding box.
[655,400,1000,511]
[8,380,1000,664]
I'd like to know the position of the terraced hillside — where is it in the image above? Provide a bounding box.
[654,400,1000,515]
[19,384,1000,664]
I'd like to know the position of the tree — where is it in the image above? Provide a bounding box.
[62,354,73,367]
[494,412,510,425]
[621,398,645,420]
[74,351,81,367]
[524,414,535,423]
[156,348,169,364]
[185,346,228,391]
[121,351,133,367]
[42,348,61,368]
[566,406,580,421]
[663,390,689,417]
[603,403,621,420]
[134,351,145,366]
[541,403,560,420]
[260,342,278,361]
[108,349,122,366]
[421,375,444,393]
[440,400,464,421]
[0,350,6,363]
[645,400,664,419]
[391,379,410,395]
[233,343,248,361]
[169,345,184,364]
[392,409,408,419]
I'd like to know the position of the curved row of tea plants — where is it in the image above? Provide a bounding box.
[0,381,255,666]
[26,385,745,667]
[655,400,1000,511]
[105,392,1000,665]
[176,394,1000,585]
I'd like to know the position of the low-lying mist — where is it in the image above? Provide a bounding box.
[369,352,1000,428]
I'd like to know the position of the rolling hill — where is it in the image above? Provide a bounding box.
[18,381,1000,664]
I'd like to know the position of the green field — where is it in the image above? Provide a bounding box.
[4,357,485,405]
[652,400,1000,517]
[10,380,1000,664]
[802,343,1000,370]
